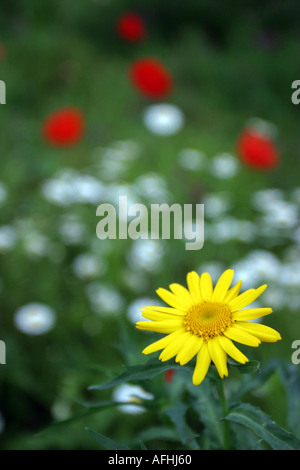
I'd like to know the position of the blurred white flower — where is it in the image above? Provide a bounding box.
[72,175,105,204]
[41,178,75,206]
[177,148,206,171]
[105,183,139,211]
[202,192,234,219]
[134,172,170,203]
[93,140,141,180]
[262,200,298,229]
[233,250,281,289]
[208,217,255,244]
[142,103,184,136]
[85,283,124,316]
[210,153,239,179]
[252,188,284,212]
[112,384,154,414]
[72,253,106,280]
[59,215,87,245]
[14,303,56,335]
[51,399,72,421]
[232,259,259,289]
[262,286,287,310]
[235,220,257,243]
[22,232,50,258]
[0,226,17,253]
[245,117,278,140]
[98,157,128,180]
[278,261,300,287]
[126,297,162,324]
[97,151,127,181]
[208,218,234,244]
[113,140,141,161]
[127,238,165,273]
[94,140,141,163]
[246,250,281,281]
[42,169,105,206]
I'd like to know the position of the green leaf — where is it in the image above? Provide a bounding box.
[165,402,200,449]
[189,379,223,449]
[135,426,180,444]
[86,428,131,450]
[139,440,148,450]
[37,402,116,436]
[278,363,300,438]
[225,403,300,450]
[228,359,260,374]
[89,358,187,391]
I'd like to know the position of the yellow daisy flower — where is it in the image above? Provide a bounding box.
[136,269,281,385]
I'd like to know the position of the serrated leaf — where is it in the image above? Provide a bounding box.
[228,359,260,374]
[189,379,223,448]
[86,428,131,450]
[278,363,300,438]
[225,403,300,450]
[166,402,200,449]
[89,358,187,391]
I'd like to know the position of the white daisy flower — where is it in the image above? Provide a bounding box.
[14,303,56,335]
[210,153,239,179]
[112,384,154,414]
[142,103,184,136]
[0,226,17,253]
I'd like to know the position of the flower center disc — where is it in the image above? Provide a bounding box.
[184,302,233,341]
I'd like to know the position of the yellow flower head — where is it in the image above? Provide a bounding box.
[136,269,281,385]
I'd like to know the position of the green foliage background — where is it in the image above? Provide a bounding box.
[0,0,300,450]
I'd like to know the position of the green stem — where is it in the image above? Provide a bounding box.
[217,379,230,450]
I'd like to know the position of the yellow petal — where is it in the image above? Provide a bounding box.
[223,280,242,303]
[218,335,249,364]
[212,269,234,302]
[192,343,211,385]
[233,307,273,322]
[235,322,281,343]
[159,331,191,362]
[169,283,194,305]
[228,284,267,312]
[156,288,191,310]
[142,330,184,355]
[141,310,183,321]
[142,306,185,315]
[224,324,261,347]
[207,337,228,378]
[175,334,203,365]
[136,319,183,334]
[186,271,202,303]
[200,272,213,301]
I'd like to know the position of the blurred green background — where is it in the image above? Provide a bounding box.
[0,0,300,450]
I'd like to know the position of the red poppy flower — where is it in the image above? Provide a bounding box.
[237,128,279,169]
[42,107,84,146]
[165,369,176,384]
[116,12,146,43]
[129,58,173,99]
